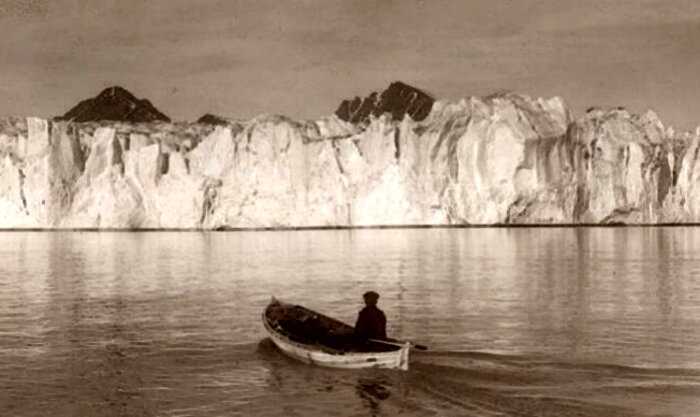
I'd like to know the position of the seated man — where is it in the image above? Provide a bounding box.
[354,291,387,342]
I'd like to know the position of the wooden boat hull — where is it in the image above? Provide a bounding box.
[262,298,410,371]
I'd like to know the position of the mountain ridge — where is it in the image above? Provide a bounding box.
[335,81,435,124]
[57,86,171,123]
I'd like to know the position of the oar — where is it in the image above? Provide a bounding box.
[369,338,428,351]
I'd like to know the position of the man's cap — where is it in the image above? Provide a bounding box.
[363,291,380,302]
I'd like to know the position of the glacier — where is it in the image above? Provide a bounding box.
[1,92,700,229]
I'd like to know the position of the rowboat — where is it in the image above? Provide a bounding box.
[262,297,410,371]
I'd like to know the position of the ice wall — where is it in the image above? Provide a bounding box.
[1,94,699,228]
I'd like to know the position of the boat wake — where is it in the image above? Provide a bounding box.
[407,350,700,417]
[254,340,700,416]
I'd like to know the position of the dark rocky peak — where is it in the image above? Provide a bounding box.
[58,86,171,123]
[335,81,435,124]
[98,86,137,101]
[197,113,230,126]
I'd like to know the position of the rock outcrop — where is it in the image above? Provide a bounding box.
[58,86,171,123]
[197,113,232,126]
[336,81,434,124]
[2,85,700,228]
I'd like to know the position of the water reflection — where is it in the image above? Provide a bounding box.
[355,376,392,415]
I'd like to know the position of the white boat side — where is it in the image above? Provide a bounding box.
[262,309,410,371]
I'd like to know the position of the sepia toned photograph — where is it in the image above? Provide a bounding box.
[1,0,700,416]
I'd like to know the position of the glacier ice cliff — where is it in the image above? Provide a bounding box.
[1,92,700,228]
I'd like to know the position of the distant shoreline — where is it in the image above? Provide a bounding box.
[1,223,700,232]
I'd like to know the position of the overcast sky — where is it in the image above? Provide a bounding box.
[1,0,700,128]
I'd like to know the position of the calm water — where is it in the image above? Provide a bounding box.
[1,228,700,416]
